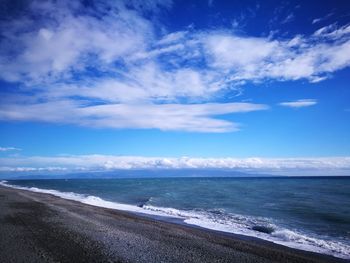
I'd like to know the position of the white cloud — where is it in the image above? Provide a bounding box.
[313,24,350,40]
[279,99,317,108]
[204,34,279,69]
[157,31,188,45]
[0,166,68,172]
[0,147,21,152]
[1,155,350,176]
[201,27,350,83]
[281,13,294,24]
[0,101,267,132]
[1,3,350,87]
[0,0,153,83]
[312,18,322,24]
[312,13,334,25]
[0,1,350,132]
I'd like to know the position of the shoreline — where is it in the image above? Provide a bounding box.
[0,185,347,263]
[2,179,349,259]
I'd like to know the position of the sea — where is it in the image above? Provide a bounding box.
[1,176,349,259]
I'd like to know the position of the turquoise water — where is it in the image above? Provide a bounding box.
[2,177,350,258]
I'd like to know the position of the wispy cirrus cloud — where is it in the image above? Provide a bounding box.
[312,12,334,24]
[279,99,317,108]
[0,147,21,152]
[281,13,294,24]
[0,1,349,132]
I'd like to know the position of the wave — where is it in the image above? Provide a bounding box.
[1,180,349,259]
[143,205,350,259]
[0,181,181,218]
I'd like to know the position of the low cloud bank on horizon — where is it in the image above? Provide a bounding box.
[1,155,350,176]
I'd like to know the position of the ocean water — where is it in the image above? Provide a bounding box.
[1,177,350,259]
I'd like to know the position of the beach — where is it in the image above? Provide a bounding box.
[0,185,346,263]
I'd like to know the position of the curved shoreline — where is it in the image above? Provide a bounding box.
[0,185,347,263]
[1,180,349,259]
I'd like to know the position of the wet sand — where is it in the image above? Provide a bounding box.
[0,185,346,263]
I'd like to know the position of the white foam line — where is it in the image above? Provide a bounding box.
[0,180,180,218]
[1,180,349,259]
[143,205,350,259]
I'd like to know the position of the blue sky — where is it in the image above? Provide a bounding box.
[0,0,350,175]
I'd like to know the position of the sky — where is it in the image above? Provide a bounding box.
[0,0,350,176]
